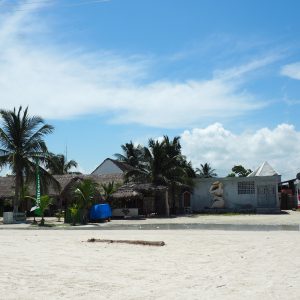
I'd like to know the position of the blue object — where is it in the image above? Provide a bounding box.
[90,204,112,220]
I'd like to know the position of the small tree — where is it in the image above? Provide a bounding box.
[196,163,217,178]
[69,203,79,226]
[74,179,99,224]
[101,181,118,202]
[27,195,53,225]
[227,165,252,177]
[39,195,53,226]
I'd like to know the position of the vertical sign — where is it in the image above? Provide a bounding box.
[36,158,41,208]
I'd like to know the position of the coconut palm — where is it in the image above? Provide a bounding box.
[163,135,196,180]
[114,141,144,168]
[126,137,194,185]
[101,181,118,202]
[123,137,195,215]
[163,135,181,157]
[196,163,217,178]
[47,153,78,175]
[38,195,53,225]
[0,106,58,213]
[74,178,99,224]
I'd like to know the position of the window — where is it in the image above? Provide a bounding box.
[238,181,255,194]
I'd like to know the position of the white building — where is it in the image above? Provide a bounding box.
[91,158,133,176]
[191,162,281,213]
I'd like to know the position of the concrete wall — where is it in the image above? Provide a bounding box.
[92,160,123,175]
[191,176,281,211]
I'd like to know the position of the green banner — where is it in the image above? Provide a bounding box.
[35,158,41,216]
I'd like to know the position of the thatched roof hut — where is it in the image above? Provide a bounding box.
[112,183,167,199]
[0,176,15,199]
[111,183,169,216]
[0,173,124,200]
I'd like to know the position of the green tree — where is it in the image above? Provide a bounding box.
[74,178,99,224]
[47,153,78,175]
[39,195,53,225]
[101,181,118,202]
[114,141,144,168]
[227,165,252,177]
[162,136,195,211]
[196,163,217,178]
[26,194,53,225]
[69,203,79,226]
[0,106,57,214]
[123,136,195,215]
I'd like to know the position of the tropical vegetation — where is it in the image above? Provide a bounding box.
[69,203,79,226]
[46,153,78,175]
[38,195,53,225]
[114,141,144,168]
[73,178,99,224]
[0,106,58,214]
[196,163,217,178]
[25,194,53,225]
[227,165,252,177]
[115,136,196,214]
[101,181,119,202]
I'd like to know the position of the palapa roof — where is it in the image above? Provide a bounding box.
[0,173,124,199]
[112,183,167,199]
[247,161,279,177]
[0,176,15,198]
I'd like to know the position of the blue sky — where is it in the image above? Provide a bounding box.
[1,0,300,178]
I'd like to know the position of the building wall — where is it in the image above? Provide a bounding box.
[92,160,123,175]
[191,176,281,211]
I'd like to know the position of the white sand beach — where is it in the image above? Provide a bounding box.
[1,229,300,300]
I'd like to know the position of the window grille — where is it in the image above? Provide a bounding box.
[238,181,255,194]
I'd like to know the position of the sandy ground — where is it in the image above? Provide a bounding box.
[110,210,300,226]
[1,229,300,300]
[1,210,300,229]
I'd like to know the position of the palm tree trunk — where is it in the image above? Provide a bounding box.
[171,183,176,214]
[165,190,170,217]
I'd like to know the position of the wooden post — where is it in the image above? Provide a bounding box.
[165,190,169,217]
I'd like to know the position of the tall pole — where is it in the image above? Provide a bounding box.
[33,157,41,224]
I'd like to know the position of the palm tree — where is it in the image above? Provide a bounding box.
[74,178,99,224]
[101,181,118,202]
[196,163,217,178]
[0,106,57,213]
[114,141,144,168]
[38,195,53,226]
[124,137,195,215]
[124,137,195,186]
[47,154,78,175]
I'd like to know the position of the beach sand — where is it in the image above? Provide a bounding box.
[0,229,300,300]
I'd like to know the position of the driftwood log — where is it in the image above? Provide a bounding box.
[87,238,165,247]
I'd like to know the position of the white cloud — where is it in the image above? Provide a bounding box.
[181,123,300,180]
[0,2,275,128]
[214,54,281,80]
[281,62,300,80]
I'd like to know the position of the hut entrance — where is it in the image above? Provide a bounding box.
[183,191,191,213]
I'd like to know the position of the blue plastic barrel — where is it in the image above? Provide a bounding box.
[90,204,112,221]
